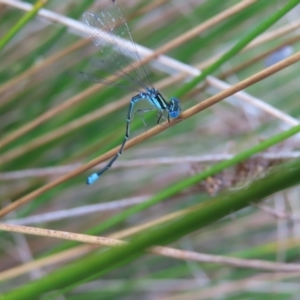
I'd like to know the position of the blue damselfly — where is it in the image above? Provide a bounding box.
[83,0,181,185]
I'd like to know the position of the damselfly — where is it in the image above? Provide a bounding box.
[83,0,181,185]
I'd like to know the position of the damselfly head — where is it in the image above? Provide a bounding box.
[169,98,181,119]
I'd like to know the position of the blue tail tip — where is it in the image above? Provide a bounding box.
[86,173,99,185]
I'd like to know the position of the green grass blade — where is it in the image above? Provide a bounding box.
[0,0,48,52]
[175,0,300,97]
[2,156,300,299]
